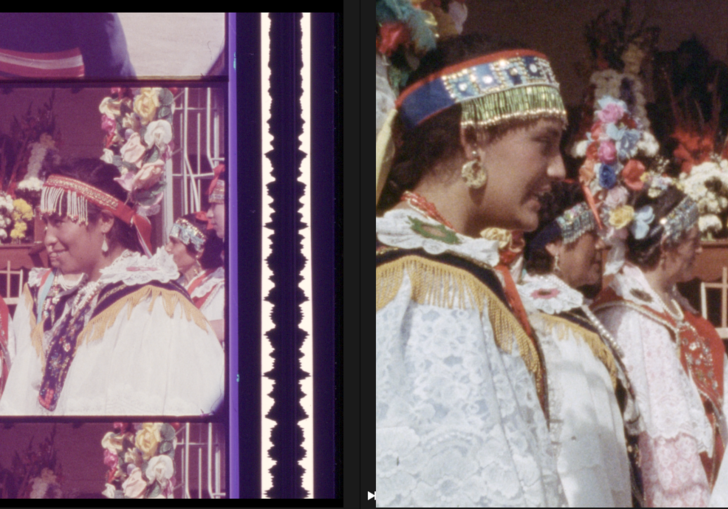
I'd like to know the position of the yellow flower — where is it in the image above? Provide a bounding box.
[609,205,635,229]
[135,423,162,460]
[101,431,126,452]
[480,227,513,250]
[133,89,160,125]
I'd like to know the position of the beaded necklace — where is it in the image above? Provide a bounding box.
[401,191,456,230]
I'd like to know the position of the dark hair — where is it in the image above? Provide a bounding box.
[41,157,142,253]
[377,33,528,214]
[523,181,588,274]
[178,213,224,270]
[626,186,690,269]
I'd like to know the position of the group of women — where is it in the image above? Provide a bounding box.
[0,157,226,416]
[376,33,728,507]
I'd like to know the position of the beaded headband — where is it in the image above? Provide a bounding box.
[660,196,699,244]
[557,201,598,244]
[395,49,567,130]
[170,218,207,253]
[40,175,153,256]
[208,163,225,205]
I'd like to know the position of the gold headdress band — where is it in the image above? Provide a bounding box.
[40,175,153,256]
[376,49,567,206]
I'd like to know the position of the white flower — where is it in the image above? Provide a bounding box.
[146,455,174,485]
[29,477,48,499]
[17,176,43,192]
[102,483,116,498]
[700,214,723,233]
[101,148,115,164]
[570,139,588,158]
[144,119,173,150]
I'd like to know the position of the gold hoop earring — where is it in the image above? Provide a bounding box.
[461,150,487,189]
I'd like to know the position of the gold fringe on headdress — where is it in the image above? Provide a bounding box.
[461,85,567,129]
[530,312,618,389]
[377,255,542,388]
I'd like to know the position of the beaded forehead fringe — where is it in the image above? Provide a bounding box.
[661,196,699,244]
[170,219,206,252]
[40,186,90,224]
[460,86,567,130]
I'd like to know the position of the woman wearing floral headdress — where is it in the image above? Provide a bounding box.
[0,158,224,416]
[519,180,643,507]
[592,182,728,507]
[166,212,225,345]
[376,33,568,506]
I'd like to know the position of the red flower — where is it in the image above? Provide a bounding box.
[590,121,605,141]
[377,22,410,57]
[622,159,645,191]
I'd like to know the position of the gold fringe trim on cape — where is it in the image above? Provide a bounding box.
[376,255,542,387]
[532,312,618,389]
[23,283,45,364]
[75,286,210,350]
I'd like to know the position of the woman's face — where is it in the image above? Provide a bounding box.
[43,215,103,276]
[556,231,606,289]
[165,236,198,275]
[207,203,225,240]
[476,118,566,232]
[667,225,702,283]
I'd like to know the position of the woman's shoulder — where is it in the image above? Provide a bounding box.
[517,272,583,315]
[376,208,501,267]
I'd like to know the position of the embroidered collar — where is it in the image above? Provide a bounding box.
[517,272,584,315]
[610,263,697,316]
[376,208,501,268]
[95,248,180,287]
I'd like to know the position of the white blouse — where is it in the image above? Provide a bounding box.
[376,208,565,507]
[519,272,631,507]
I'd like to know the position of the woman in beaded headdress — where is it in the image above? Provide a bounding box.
[0,158,224,416]
[519,180,643,507]
[166,212,225,345]
[592,182,728,506]
[376,33,568,507]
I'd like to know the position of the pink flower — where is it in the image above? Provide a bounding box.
[101,115,116,135]
[133,161,165,190]
[531,288,560,299]
[597,102,625,124]
[114,171,135,192]
[122,467,148,498]
[597,140,617,164]
[120,133,146,168]
[604,186,629,209]
[103,448,119,470]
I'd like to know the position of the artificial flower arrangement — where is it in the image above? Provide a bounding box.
[98,87,175,217]
[9,198,33,242]
[572,95,671,274]
[0,91,60,196]
[572,0,660,157]
[0,426,64,499]
[101,422,178,499]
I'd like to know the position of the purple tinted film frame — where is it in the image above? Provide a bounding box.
[233,12,263,498]
[227,12,239,499]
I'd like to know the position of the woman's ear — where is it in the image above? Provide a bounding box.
[98,211,115,234]
[544,240,563,258]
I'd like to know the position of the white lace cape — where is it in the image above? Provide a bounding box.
[0,249,224,416]
[595,263,728,506]
[376,208,565,507]
[518,272,631,507]
[186,266,225,323]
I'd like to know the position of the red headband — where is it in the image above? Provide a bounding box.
[41,175,153,256]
